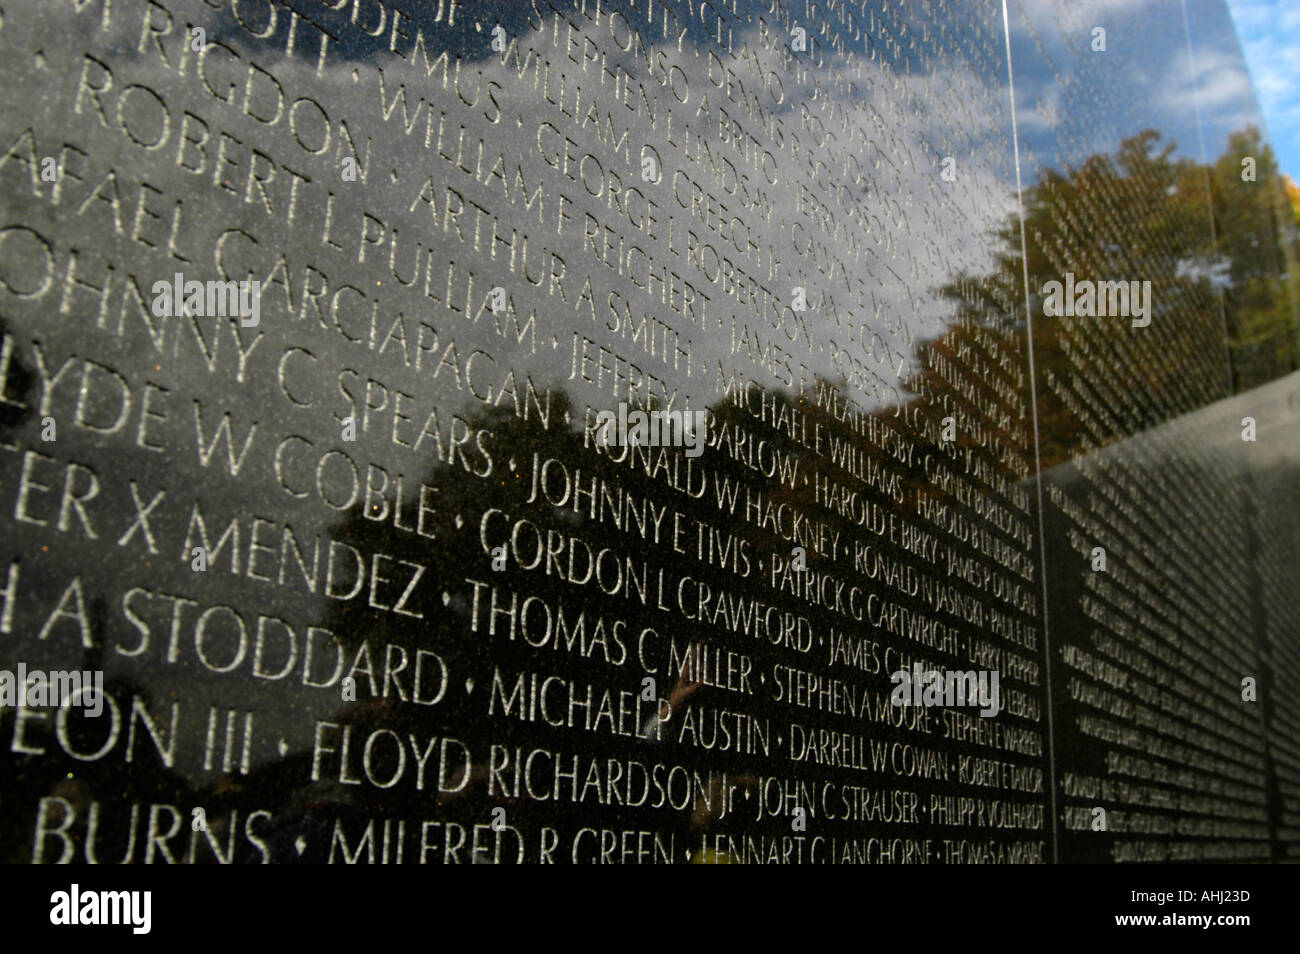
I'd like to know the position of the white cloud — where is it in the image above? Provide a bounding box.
[1227,0,1300,174]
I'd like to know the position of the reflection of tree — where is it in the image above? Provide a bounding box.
[1210,128,1300,387]
[0,671,204,863]
[228,126,1300,862]
[0,317,33,438]
[1283,174,1300,232]
[912,127,1300,472]
[267,361,999,861]
[6,119,1296,861]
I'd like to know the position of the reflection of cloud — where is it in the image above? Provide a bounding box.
[1007,0,1207,174]
[1226,0,1300,176]
[234,6,1023,415]
[0,0,1034,788]
[1176,255,1233,288]
[1007,0,1275,179]
[3,0,1286,753]
[1018,0,1160,17]
[1159,46,1254,115]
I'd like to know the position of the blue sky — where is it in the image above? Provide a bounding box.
[1227,0,1300,178]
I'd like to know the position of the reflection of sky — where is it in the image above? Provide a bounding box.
[1226,0,1300,178]
[1009,0,1268,179]
[173,0,1027,418]
[0,0,1287,786]
[0,0,1024,780]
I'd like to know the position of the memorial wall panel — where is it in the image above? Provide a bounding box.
[0,0,1294,863]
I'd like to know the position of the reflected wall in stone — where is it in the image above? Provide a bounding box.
[0,0,1294,863]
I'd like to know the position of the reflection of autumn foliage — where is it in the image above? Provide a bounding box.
[105,128,1296,862]
[1211,128,1300,386]
[312,128,1300,716]
[914,127,1300,473]
[1284,174,1300,228]
[300,367,996,854]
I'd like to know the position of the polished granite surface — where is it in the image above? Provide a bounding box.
[0,0,1296,863]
